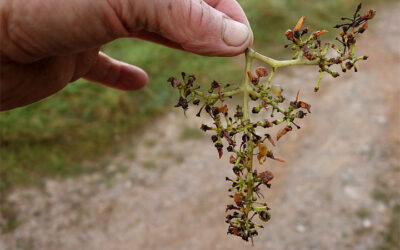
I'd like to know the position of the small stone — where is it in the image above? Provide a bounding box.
[375,116,387,124]
[344,186,359,199]
[359,144,371,154]
[124,181,132,188]
[377,203,386,213]
[341,171,354,182]
[296,224,306,233]
[362,219,371,228]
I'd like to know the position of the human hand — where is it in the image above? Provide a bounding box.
[0,0,252,111]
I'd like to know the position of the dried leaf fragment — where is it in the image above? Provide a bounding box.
[299,101,312,113]
[314,30,328,37]
[232,227,240,236]
[218,148,223,159]
[222,129,234,145]
[358,21,368,33]
[257,143,268,164]
[265,134,275,147]
[247,71,258,83]
[230,155,236,164]
[273,157,285,163]
[276,126,293,141]
[257,155,266,164]
[362,10,376,20]
[258,170,274,184]
[294,16,306,32]
[167,77,181,88]
[218,104,229,114]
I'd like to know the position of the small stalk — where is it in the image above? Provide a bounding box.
[242,49,253,121]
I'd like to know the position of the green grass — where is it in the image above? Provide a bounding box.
[0,0,384,194]
[356,208,372,219]
[376,203,400,250]
[180,126,205,141]
[373,189,393,205]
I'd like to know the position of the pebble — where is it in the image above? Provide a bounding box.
[362,219,372,228]
[341,171,354,182]
[344,186,359,199]
[359,144,372,154]
[296,224,306,233]
[377,203,386,213]
[124,181,132,189]
[375,116,387,124]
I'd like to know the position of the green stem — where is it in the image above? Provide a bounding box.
[264,99,285,113]
[242,49,257,216]
[242,49,253,121]
[244,142,255,215]
[266,67,276,87]
[350,43,355,57]
[194,88,242,99]
[249,48,319,68]
[194,47,348,102]
[353,56,366,63]
[315,70,323,91]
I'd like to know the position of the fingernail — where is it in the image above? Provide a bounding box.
[223,18,250,47]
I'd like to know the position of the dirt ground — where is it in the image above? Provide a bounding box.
[1,2,399,250]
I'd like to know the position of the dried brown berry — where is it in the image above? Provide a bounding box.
[255,67,268,78]
[230,155,236,164]
[285,29,294,40]
[233,193,243,204]
[259,211,271,222]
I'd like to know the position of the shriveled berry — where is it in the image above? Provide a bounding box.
[201,124,211,131]
[211,80,220,89]
[252,107,261,114]
[259,211,271,222]
[215,143,223,150]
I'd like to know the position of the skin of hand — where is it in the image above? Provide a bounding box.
[0,0,253,111]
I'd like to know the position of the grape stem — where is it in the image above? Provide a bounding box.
[194,45,364,218]
[240,47,320,215]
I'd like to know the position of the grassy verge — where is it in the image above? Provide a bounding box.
[0,0,383,193]
[373,168,400,250]
[376,203,400,250]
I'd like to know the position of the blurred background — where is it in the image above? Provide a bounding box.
[1,0,399,249]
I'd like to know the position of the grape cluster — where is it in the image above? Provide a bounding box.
[168,4,374,244]
[168,67,311,242]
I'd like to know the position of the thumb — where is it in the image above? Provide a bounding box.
[116,0,252,56]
